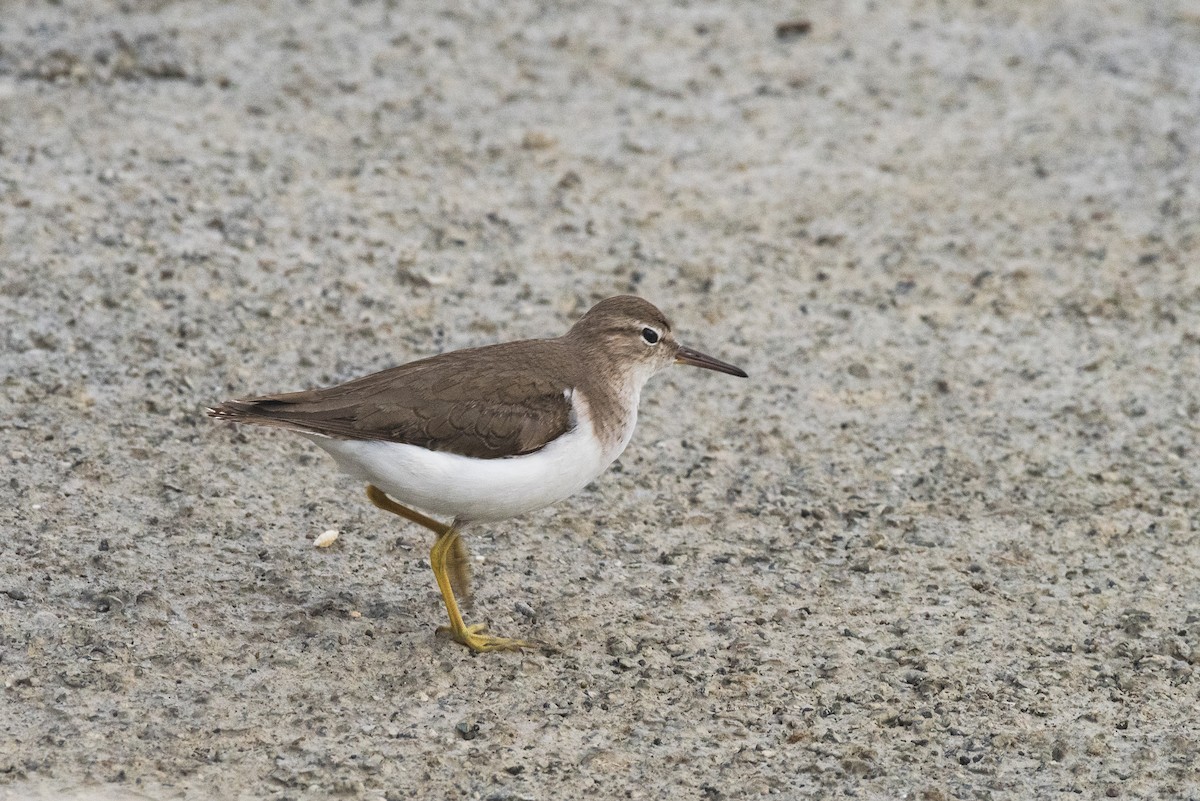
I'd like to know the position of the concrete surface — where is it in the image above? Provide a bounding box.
[3,1,1200,798]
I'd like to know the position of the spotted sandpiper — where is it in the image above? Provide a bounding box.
[208,295,747,652]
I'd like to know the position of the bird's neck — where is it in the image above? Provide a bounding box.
[572,361,650,457]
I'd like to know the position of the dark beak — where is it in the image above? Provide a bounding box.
[675,345,748,378]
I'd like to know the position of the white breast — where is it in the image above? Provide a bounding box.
[305,389,636,523]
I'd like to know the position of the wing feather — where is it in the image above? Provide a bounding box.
[208,340,578,459]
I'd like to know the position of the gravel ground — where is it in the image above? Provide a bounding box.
[3,1,1200,799]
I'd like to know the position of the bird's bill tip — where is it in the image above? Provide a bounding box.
[675,345,748,378]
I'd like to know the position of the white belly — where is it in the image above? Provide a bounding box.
[305,392,635,523]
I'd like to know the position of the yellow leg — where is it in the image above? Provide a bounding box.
[446,532,473,607]
[429,527,530,652]
[366,484,471,603]
[365,485,530,653]
[366,483,450,535]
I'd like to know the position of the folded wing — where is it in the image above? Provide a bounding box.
[208,341,575,459]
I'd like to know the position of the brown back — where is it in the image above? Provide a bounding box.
[209,338,579,459]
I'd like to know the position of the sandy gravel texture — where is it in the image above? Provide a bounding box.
[3,1,1200,799]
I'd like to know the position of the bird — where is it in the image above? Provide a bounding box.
[208,295,747,652]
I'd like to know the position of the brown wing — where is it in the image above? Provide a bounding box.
[208,340,577,459]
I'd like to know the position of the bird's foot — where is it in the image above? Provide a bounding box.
[438,622,533,653]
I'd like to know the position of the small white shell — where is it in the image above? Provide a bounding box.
[314,529,340,548]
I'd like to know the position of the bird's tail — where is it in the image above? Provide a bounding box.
[206,397,328,435]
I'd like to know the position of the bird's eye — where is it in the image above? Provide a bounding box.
[641,327,660,345]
